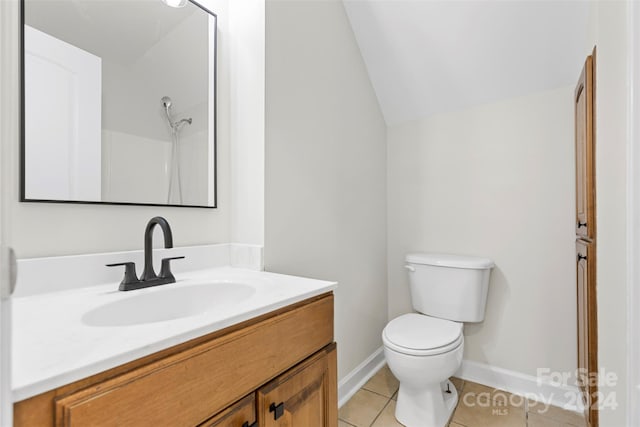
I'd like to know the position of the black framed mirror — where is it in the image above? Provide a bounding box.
[21,0,217,208]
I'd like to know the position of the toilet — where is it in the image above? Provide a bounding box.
[383,253,494,427]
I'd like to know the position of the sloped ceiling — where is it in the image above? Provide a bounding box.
[343,0,590,125]
[25,0,198,65]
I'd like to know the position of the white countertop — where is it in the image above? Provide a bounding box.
[12,266,336,402]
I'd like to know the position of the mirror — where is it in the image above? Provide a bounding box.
[21,0,217,207]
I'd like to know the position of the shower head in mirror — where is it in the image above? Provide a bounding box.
[161,96,192,130]
[161,96,172,110]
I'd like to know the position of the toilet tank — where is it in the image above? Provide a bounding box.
[405,253,494,322]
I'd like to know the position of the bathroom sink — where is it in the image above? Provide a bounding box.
[82,283,256,327]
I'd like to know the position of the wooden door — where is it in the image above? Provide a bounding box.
[575,48,597,427]
[199,395,256,427]
[576,239,597,427]
[575,54,595,241]
[258,344,337,427]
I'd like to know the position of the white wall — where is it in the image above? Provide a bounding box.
[7,0,233,258]
[387,86,576,378]
[629,3,640,423]
[587,1,630,424]
[229,0,265,245]
[264,0,387,380]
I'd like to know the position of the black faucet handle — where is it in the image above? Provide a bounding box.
[159,256,185,282]
[106,262,140,290]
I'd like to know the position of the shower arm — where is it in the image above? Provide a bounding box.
[163,107,174,128]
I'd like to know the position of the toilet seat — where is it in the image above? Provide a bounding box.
[383,313,463,356]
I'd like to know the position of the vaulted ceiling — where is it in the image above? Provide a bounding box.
[25,0,199,65]
[343,0,591,125]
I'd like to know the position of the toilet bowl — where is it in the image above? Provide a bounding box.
[383,313,464,427]
[383,253,494,427]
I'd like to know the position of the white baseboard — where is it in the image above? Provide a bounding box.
[338,347,386,408]
[337,350,584,414]
[456,360,584,413]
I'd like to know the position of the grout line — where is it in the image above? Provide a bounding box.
[338,418,358,427]
[360,386,398,401]
[368,397,393,427]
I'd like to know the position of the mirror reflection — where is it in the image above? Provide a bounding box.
[22,0,217,207]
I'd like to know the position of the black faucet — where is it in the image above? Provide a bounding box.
[106,216,184,291]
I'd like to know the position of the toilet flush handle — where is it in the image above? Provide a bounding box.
[404,265,415,272]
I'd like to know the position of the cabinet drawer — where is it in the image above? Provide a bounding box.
[54,295,333,427]
[198,394,256,427]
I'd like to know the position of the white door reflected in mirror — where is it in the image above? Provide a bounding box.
[25,25,102,202]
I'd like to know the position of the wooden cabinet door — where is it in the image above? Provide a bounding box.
[199,395,256,427]
[576,239,597,427]
[258,344,337,427]
[575,54,595,240]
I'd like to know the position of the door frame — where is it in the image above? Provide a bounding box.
[627,0,640,424]
[0,0,19,424]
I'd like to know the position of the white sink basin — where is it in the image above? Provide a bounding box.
[82,282,256,327]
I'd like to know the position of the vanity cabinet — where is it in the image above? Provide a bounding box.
[14,293,337,427]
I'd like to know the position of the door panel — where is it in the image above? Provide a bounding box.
[258,345,337,427]
[575,55,595,240]
[576,239,597,427]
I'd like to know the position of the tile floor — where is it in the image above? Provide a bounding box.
[338,365,586,427]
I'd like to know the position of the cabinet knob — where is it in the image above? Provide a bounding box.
[242,422,257,427]
[269,402,285,420]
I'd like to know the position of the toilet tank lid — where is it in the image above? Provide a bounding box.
[405,253,494,269]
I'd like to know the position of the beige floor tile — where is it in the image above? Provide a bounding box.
[451,377,465,393]
[339,389,389,427]
[364,365,400,398]
[449,423,465,427]
[527,400,585,427]
[527,412,583,427]
[461,382,526,408]
[452,394,526,427]
[462,381,503,398]
[371,400,404,427]
[339,420,357,427]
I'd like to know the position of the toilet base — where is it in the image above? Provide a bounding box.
[395,379,458,427]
